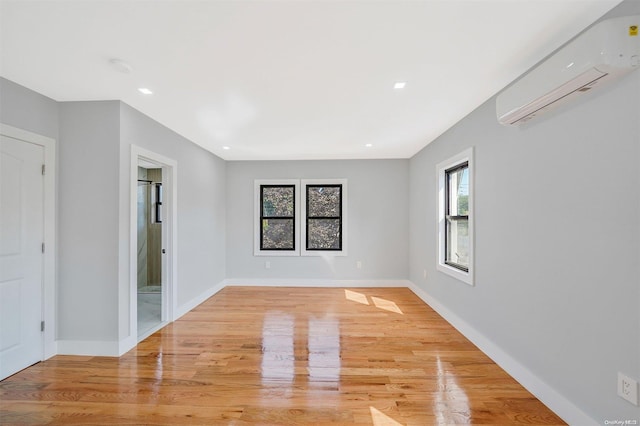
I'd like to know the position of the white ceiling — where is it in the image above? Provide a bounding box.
[0,0,622,160]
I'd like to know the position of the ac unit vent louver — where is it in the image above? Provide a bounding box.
[497,15,639,126]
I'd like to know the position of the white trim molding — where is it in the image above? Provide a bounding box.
[175,280,227,320]
[57,340,121,357]
[0,124,57,361]
[436,147,474,286]
[407,281,597,426]
[224,279,410,288]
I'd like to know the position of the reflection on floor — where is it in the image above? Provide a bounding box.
[137,292,161,337]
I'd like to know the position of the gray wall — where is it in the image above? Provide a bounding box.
[226,160,409,280]
[0,78,58,140]
[408,11,640,422]
[120,104,227,311]
[58,101,122,341]
[1,79,227,346]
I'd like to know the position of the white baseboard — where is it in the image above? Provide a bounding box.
[44,341,58,360]
[174,280,226,319]
[406,281,596,426]
[117,334,138,356]
[136,322,169,343]
[56,340,121,357]
[223,278,411,288]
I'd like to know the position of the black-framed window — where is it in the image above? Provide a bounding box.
[445,163,469,272]
[305,184,342,250]
[260,185,295,250]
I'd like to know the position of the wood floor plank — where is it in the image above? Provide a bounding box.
[0,287,565,425]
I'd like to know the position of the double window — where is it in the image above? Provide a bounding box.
[437,148,474,285]
[254,179,347,256]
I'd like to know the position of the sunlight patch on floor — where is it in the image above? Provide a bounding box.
[371,297,403,314]
[370,406,404,426]
[344,290,404,314]
[344,289,369,305]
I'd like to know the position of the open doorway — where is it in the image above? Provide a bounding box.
[137,163,163,337]
[130,145,177,343]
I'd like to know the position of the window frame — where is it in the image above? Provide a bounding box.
[437,148,474,285]
[444,162,469,272]
[301,179,348,257]
[254,179,300,256]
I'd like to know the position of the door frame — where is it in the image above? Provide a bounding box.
[129,145,177,342]
[0,123,57,360]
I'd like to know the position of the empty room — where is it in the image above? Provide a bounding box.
[0,0,639,424]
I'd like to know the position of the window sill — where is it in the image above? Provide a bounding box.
[437,262,474,286]
[254,250,300,257]
[301,250,347,257]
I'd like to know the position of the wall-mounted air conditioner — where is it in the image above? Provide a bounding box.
[496,15,639,126]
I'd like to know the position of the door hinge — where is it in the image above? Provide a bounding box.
[41,321,45,332]
[42,164,45,175]
[42,243,45,253]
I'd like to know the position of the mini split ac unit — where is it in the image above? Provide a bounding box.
[496,15,640,126]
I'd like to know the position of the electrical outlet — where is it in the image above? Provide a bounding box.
[423,269,427,279]
[356,261,362,269]
[265,261,271,269]
[618,372,638,405]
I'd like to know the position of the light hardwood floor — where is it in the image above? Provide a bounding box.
[0,287,565,425]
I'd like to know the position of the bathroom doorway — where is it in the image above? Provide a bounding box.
[137,162,163,338]
[130,145,177,345]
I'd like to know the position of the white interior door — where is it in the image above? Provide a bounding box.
[0,135,44,380]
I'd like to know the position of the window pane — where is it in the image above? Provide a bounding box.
[307,219,341,250]
[262,186,294,217]
[447,166,469,216]
[446,218,469,269]
[262,218,294,249]
[307,186,341,217]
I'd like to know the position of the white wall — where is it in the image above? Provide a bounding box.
[226,160,409,281]
[409,4,640,420]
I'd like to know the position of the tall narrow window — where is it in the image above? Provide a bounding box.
[306,184,342,251]
[437,148,473,285]
[260,185,296,251]
[445,163,469,271]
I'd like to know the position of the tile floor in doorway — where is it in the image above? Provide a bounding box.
[138,285,161,293]
[137,292,161,337]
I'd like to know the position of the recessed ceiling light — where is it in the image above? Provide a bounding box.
[365,143,373,148]
[394,81,407,89]
[138,88,153,95]
[222,146,230,150]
